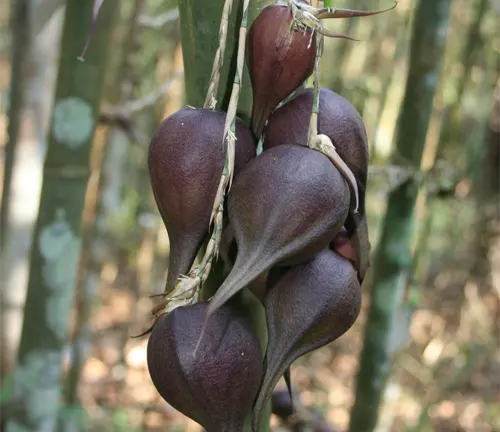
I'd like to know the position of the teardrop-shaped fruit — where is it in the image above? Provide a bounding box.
[147,302,263,432]
[246,4,316,137]
[148,107,256,293]
[263,87,368,213]
[206,144,350,316]
[263,88,371,281]
[252,248,361,429]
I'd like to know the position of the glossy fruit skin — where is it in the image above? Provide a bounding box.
[148,108,256,293]
[205,144,350,316]
[147,302,263,432]
[252,248,361,430]
[263,87,368,214]
[246,4,316,137]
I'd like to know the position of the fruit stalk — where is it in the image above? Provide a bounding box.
[213,0,251,199]
[204,0,234,109]
[197,0,252,289]
[305,9,360,212]
[191,0,251,330]
[315,2,398,20]
[153,0,252,320]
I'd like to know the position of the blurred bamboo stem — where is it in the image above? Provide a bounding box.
[176,0,272,430]
[434,0,490,158]
[0,0,31,251]
[3,1,119,430]
[63,0,148,421]
[0,0,32,382]
[348,1,452,431]
[369,8,411,161]
[1,0,64,389]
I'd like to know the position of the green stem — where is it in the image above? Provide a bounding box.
[348,1,452,431]
[4,1,119,430]
[178,0,270,122]
[177,1,272,430]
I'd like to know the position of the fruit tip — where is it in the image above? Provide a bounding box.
[192,307,210,358]
[283,368,295,411]
[131,323,155,339]
[320,29,359,42]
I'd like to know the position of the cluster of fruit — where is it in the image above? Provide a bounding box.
[145,1,394,431]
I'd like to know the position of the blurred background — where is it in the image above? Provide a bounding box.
[0,0,499,431]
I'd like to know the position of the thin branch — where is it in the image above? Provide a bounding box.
[150,0,252,326]
[100,69,184,119]
[204,0,234,109]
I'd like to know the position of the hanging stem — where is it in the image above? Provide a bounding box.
[193,0,251,356]
[204,0,235,109]
[306,8,360,212]
[151,0,251,323]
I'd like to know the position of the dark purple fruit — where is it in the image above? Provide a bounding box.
[148,108,256,293]
[206,144,350,316]
[246,5,316,137]
[147,302,263,432]
[263,87,368,213]
[252,248,361,429]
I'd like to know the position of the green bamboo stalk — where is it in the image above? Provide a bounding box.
[0,0,31,251]
[178,0,270,121]
[4,1,119,430]
[348,1,452,431]
[176,1,271,430]
[61,2,145,428]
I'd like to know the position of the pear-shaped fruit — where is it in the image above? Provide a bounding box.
[147,302,263,432]
[148,107,256,293]
[263,87,368,213]
[252,248,361,429]
[206,144,350,316]
[246,4,316,137]
[263,87,371,281]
